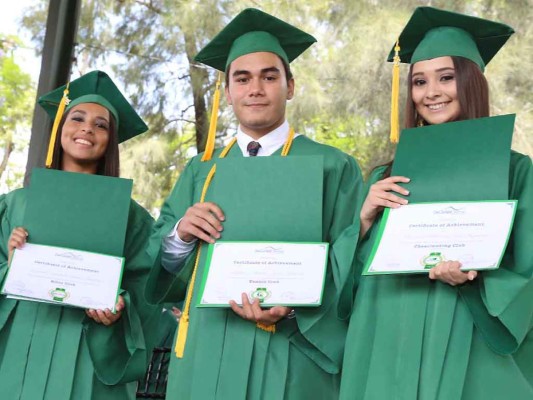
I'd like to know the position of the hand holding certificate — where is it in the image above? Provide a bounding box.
[198,242,329,307]
[2,243,124,311]
[363,201,517,275]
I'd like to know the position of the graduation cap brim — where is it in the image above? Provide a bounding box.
[38,71,148,143]
[387,7,515,70]
[194,8,317,72]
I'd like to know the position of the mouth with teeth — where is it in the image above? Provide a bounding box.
[74,138,93,146]
[426,102,449,111]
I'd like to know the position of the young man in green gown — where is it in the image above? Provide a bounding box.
[146,8,363,400]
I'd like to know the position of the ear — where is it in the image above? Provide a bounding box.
[225,85,232,105]
[287,78,295,100]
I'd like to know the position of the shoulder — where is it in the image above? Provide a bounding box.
[2,188,27,209]
[510,150,532,171]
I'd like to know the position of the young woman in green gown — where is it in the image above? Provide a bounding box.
[0,71,160,399]
[340,7,533,399]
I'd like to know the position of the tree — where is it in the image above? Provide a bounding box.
[20,0,533,210]
[0,35,34,190]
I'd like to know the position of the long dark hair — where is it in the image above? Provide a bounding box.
[382,56,490,177]
[49,107,120,177]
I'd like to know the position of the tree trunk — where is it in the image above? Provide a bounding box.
[184,32,209,154]
[0,138,14,181]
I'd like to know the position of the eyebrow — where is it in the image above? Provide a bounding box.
[232,66,281,77]
[412,67,455,77]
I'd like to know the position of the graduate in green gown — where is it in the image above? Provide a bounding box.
[145,8,363,400]
[340,7,533,399]
[0,71,160,399]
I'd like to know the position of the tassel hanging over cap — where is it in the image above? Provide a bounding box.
[201,72,222,162]
[390,40,401,143]
[45,83,70,168]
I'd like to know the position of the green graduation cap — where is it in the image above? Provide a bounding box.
[194,8,317,72]
[386,7,514,143]
[38,70,148,144]
[386,6,515,71]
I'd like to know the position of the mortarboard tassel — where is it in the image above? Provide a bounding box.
[45,83,70,168]
[390,40,401,143]
[201,72,222,162]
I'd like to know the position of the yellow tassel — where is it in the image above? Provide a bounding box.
[201,72,223,162]
[45,84,70,168]
[174,164,217,358]
[256,322,276,333]
[390,40,401,143]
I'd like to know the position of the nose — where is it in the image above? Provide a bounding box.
[81,121,94,134]
[425,79,441,99]
[249,78,265,96]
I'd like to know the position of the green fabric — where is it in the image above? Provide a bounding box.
[25,168,133,257]
[391,115,514,202]
[0,188,160,400]
[38,70,148,143]
[146,135,363,399]
[194,8,316,72]
[387,6,515,70]
[339,151,533,399]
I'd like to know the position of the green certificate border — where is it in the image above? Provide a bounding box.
[363,200,518,275]
[1,242,125,312]
[197,241,329,308]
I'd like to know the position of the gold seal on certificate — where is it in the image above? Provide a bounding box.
[197,242,329,307]
[364,201,517,275]
[1,243,124,311]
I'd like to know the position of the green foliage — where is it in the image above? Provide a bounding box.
[18,0,533,210]
[0,35,34,191]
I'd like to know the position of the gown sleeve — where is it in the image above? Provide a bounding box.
[85,200,162,384]
[458,151,533,355]
[283,154,363,374]
[145,158,200,305]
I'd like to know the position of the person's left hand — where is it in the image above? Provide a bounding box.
[86,295,125,325]
[429,261,477,286]
[229,293,292,326]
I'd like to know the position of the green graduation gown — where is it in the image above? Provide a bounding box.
[146,135,363,399]
[340,151,533,399]
[0,188,160,400]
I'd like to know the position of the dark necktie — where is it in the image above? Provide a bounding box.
[247,141,261,157]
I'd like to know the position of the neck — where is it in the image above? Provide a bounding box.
[240,119,286,140]
[61,159,99,175]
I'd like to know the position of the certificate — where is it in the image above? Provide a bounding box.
[197,242,329,307]
[1,243,124,311]
[364,201,517,275]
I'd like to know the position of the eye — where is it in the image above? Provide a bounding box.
[96,122,109,130]
[70,115,84,122]
[412,78,426,86]
[440,74,455,82]
[264,75,277,81]
[235,76,249,84]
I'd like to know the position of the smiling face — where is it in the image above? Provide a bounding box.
[411,56,461,125]
[225,51,295,139]
[60,103,111,173]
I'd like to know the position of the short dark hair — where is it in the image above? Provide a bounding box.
[405,56,489,128]
[49,107,120,177]
[224,54,293,87]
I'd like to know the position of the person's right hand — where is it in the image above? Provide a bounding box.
[360,176,410,236]
[177,202,225,243]
[8,227,29,264]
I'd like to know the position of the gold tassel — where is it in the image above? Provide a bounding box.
[201,72,222,162]
[174,164,217,358]
[281,127,295,156]
[390,40,401,143]
[45,84,70,168]
[256,322,276,333]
